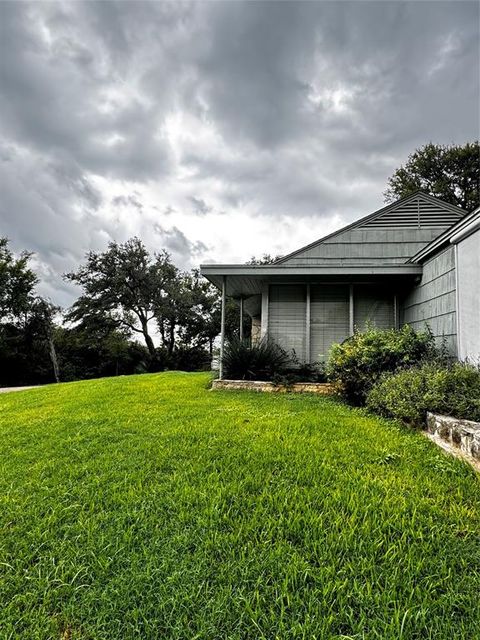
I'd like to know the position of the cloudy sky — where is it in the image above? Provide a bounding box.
[0,0,478,307]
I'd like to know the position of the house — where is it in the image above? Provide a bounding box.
[200,192,480,377]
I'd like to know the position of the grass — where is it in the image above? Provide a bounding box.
[0,372,479,640]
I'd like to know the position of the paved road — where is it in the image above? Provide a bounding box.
[0,386,41,394]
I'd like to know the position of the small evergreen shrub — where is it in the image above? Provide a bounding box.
[327,325,438,405]
[222,337,291,381]
[367,361,480,426]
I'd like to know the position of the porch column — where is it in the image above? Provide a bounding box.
[349,284,354,335]
[239,296,244,341]
[260,284,269,339]
[305,284,311,362]
[219,275,226,380]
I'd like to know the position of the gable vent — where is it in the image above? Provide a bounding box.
[362,197,464,229]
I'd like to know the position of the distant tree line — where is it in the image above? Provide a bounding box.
[0,237,244,387]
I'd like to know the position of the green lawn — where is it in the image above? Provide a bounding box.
[0,373,479,640]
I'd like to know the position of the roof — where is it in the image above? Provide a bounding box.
[275,191,466,264]
[199,191,467,295]
[409,206,480,263]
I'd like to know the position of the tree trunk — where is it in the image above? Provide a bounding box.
[158,317,166,345]
[49,336,60,383]
[141,320,156,356]
[167,321,175,356]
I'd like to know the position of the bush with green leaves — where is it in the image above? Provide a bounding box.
[271,354,327,387]
[271,367,327,388]
[222,337,292,381]
[367,361,480,426]
[327,324,438,405]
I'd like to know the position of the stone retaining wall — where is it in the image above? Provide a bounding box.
[427,412,480,461]
[212,380,335,394]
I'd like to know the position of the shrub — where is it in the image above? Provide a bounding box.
[271,356,327,387]
[366,366,431,425]
[271,368,327,388]
[367,361,480,426]
[169,345,211,372]
[222,337,291,381]
[327,325,438,405]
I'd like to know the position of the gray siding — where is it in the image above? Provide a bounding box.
[285,227,449,265]
[280,194,465,266]
[456,228,480,361]
[402,246,457,354]
[310,285,350,362]
[268,285,306,361]
[354,286,395,330]
[268,283,398,363]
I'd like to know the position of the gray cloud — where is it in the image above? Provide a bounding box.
[0,2,172,182]
[189,197,212,216]
[0,0,478,306]
[112,194,143,211]
[153,224,209,260]
[190,1,478,151]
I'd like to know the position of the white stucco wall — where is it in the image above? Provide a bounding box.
[455,226,480,362]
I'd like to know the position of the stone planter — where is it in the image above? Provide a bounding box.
[426,412,480,461]
[212,380,335,395]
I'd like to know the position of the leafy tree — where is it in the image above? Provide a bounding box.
[180,276,249,355]
[155,268,195,357]
[153,268,232,356]
[0,237,37,321]
[26,297,61,383]
[0,240,61,385]
[55,320,149,381]
[171,270,224,355]
[65,238,178,357]
[384,141,479,211]
[246,254,282,265]
[0,297,62,387]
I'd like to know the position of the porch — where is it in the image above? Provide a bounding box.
[201,264,422,378]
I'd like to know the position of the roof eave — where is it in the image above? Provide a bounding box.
[200,264,423,277]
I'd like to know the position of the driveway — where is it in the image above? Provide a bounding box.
[0,386,41,394]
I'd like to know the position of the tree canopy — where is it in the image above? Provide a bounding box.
[0,237,38,320]
[65,238,178,356]
[384,141,479,212]
[64,238,239,363]
[0,238,63,385]
[246,254,282,265]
